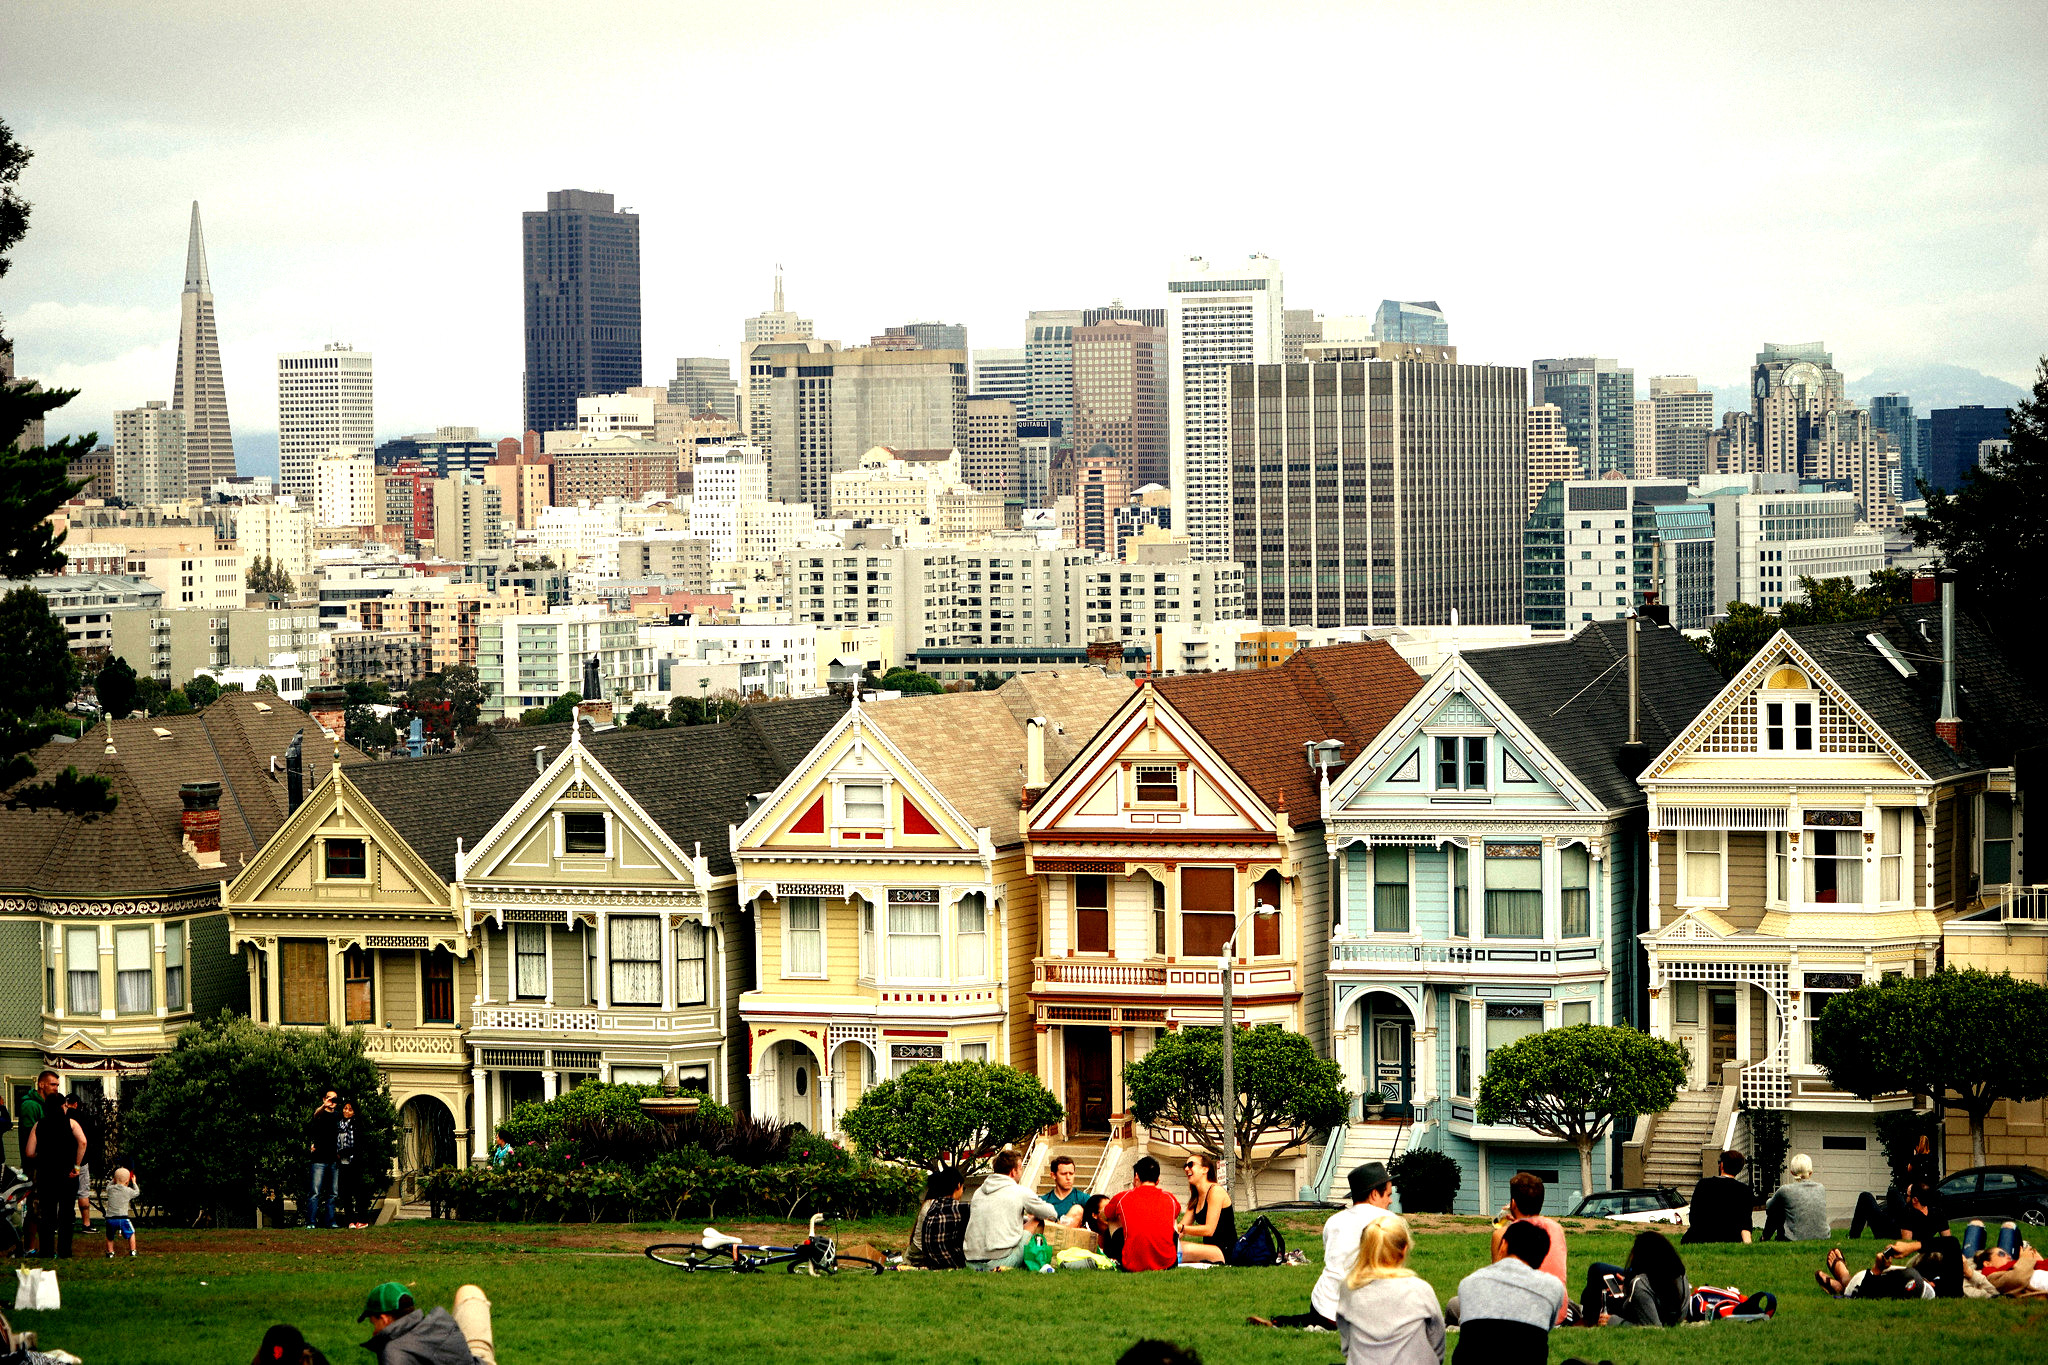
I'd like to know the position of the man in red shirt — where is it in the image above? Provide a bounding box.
[1105,1155,1182,1272]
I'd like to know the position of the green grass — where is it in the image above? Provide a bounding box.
[12,1216,2043,1364]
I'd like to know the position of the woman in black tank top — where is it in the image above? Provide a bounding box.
[1178,1152,1236,1263]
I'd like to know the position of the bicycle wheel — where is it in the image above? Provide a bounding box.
[645,1243,753,1271]
[832,1254,886,1276]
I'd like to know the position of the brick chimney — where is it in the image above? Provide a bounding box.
[180,781,223,868]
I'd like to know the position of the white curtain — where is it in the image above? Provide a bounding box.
[115,927,152,1014]
[609,916,661,1005]
[675,921,708,1005]
[888,902,942,979]
[956,895,987,980]
[514,923,548,998]
[787,898,822,975]
[67,927,99,1015]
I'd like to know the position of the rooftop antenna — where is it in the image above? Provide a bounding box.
[774,266,784,314]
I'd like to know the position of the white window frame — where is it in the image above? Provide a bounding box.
[164,919,187,1011]
[319,835,369,883]
[1677,829,1726,905]
[674,920,709,1007]
[1129,763,1182,807]
[513,923,549,1000]
[1427,731,1491,792]
[1980,792,2015,889]
[840,781,887,826]
[114,925,153,1015]
[558,808,611,858]
[1761,693,1817,754]
[783,896,826,979]
[956,893,990,981]
[886,891,944,981]
[607,915,662,1006]
[1879,809,1908,904]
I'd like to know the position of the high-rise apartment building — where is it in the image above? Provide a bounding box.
[1071,319,1168,490]
[1869,394,1917,496]
[311,448,377,528]
[1526,402,1578,512]
[1372,300,1449,346]
[1283,309,1321,363]
[1531,357,1634,478]
[276,344,373,497]
[1231,345,1526,627]
[764,346,968,508]
[1640,376,1715,478]
[971,348,1031,410]
[667,357,740,424]
[521,189,642,436]
[1522,478,1698,630]
[550,439,682,504]
[171,202,234,495]
[430,475,505,563]
[112,401,188,507]
[1805,405,1901,529]
[1168,255,1285,562]
[1025,309,1084,428]
[963,398,1020,496]
[1924,405,2010,494]
[1052,443,1131,555]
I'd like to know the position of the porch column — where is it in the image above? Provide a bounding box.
[1413,1025,1436,1113]
[477,923,493,1005]
[1468,996,1487,1093]
[1734,982,1751,1069]
[1645,831,1660,932]
[1108,1027,1126,1122]
[1333,842,1349,934]
[471,1066,488,1158]
[661,916,675,1011]
[543,925,555,1008]
[543,1068,559,1101]
[1541,837,1559,943]
[820,1066,837,1139]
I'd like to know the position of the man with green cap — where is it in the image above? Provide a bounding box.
[356,1280,495,1365]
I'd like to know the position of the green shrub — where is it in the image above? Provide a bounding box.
[840,1061,1062,1174]
[1388,1147,1462,1214]
[420,1149,920,1224]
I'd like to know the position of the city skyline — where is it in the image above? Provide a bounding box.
[4,0,2043,459]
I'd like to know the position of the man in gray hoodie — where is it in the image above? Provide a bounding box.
[963,1150,1060,1270]
[357,1280,496,1365]
[1446,1219,1565,1329]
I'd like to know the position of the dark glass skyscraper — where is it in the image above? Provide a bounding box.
[1925,405,2010,494]
[1531,357,1634,478]
[1869,393,1916,494]
[522,189,641,436]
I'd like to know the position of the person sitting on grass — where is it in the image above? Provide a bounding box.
[1083,1193,1123,1263]
[1176,1153,1235,1264]
[1684,1149,1755,1244]
[1105,1155,1182,1273]
[907,1166,969,1270]
[1579,1229,1691,1326]
[357,1279,496,1365]
[1483,1172,1569,1323]
[98,1166,140,1259]
[1248,1161,1396,1330]
[1042,1155,1089,1225]
[1336,1216,1444,1365]
[251,1324,331,1365]
[1446,1219,1563,1331]
[1762,1154,1829,1241]
[964,1149,1061,1271]
[1847,1131,1940,1240]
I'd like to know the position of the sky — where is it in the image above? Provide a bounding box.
[4,0,2044,467]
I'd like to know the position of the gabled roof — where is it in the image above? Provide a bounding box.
[1150,642,1424,825]
[1462,621,1725,811]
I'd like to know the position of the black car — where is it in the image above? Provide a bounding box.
[1934,1165,2048,1225]
[1567,1187,1688,1224]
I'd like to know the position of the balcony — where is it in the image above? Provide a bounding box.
[363,1029,465,1062]
[1031,958,1299,1000]
[1329,938,1604,981]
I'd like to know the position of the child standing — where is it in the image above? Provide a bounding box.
[99,1167,139,1258]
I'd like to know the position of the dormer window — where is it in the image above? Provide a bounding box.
[1435,736,1487,790]
[325,838,367,879]
[843,782,886,824]
[562,811,607,854]
[1762,667,1815,753]
[1133,765,1179,804]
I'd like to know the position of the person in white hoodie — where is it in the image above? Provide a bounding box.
[963,1149,1060,1271]
[1336,1216,1445,1365]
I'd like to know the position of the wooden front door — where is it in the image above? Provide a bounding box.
[1065,1027,1112,1134]
[1369,1015,1413,1119]
[1708,989,1738,1075]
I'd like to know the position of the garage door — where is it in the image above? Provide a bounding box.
[1788,1115,1887,1222]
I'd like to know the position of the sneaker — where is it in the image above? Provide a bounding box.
[105,1252,113,1259]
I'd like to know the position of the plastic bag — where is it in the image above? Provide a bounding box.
[1019,1234,1054,1273]
[11,1269,57,1312]
[1053,1245,1115,1271]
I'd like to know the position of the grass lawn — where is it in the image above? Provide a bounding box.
[12,1214,2043,1364]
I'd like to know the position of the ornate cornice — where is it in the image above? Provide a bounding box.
[1,891,219,918]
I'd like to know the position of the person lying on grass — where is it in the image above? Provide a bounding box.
[356,1279,496,1365]
[1816,1245,1935,1300]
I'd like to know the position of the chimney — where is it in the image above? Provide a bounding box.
[180,781,223,868]
[1617,613,1650,780]
[1025,717,1047,789]
[1936,570,1961,750]
[285,730,304,814]
[534,744,548,773]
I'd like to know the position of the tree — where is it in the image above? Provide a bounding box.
[624,702,671,729]
[94,656,138,719]
[254,673,278,696]
[245,554,297,597]
[1813,968,2048,1167]
[1912,359,2048,686]
[1474,1024,1688,1197]
[1702,569,1914,678]
[404,665,489,746]
[342,678,390,708]
[520,691,582,727]
[344,704,397,752]
[183,673,222,710]
[1123,1024,1350,1205]
[0,585,110,816]
[838,1061,1063,1175]
[974,670,1004,693]
[880,667,944,696]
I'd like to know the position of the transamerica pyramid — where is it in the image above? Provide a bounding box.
[171,201,235,494]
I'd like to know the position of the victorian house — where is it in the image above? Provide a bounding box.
[1636,592,2046,1216]
[1320,621,1723,1212]
[1024,644,1422,1201]
[1,695,349,1163]
[734,674,1130,1133]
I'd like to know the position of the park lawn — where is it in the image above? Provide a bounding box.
[12,1216,2043,1365]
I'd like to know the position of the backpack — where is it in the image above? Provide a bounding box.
[1226,1213,1286,1267]
[1689,1285,1776,1320]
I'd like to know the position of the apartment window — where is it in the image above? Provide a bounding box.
[1881,810,1906,901]
[675,920,708,1006]
[785,897,823,976]
[1680,830,1722,901]
[1435,735,1487,790]
[1764,699,1814,753]
[1181,867,1235,958]
[1806,828,1863,905]
[1983,794,2014,886]
[1562,999,1593,1027]
[343,945,374,1023]
[280,939,329,1025]
[422,949,454,1024]
[888,891,943,979]
[1075,875,1110,953]
[164,920,186,1010]
[1451,845,1470,937]
[1484,845,1543,937]
[1372,848,1410,934]
[1134,764,1179,804]
[514,923,548,998]
[609,916,661,1005]
[957,893,988,980]
[563,811,607,854]
[1485,1002,1543,1070]
[325,838,367,879]
[115,927,152,1014]
[1561,846,1592,937]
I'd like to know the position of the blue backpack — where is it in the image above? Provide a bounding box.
[1227,1214,1286,1267]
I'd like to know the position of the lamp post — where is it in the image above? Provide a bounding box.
[1217,904,1262,1195]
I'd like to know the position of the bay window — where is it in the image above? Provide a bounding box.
[609,916,661,1004]
[1252,873,1281,955]
[1454,1001,1472,1097]
[1153,877,1166,956]
[1484,845,1543,938]
[1451,845,1469,937]
[514,923,547,998]
[1880,810,1905,901]
[1680,830,1722,901]
[675,921,708,1006]
[343,945,374,1023]
[784,897,823,976]
[887,891,943,979]
[957,893,988,980]
[1180,867,1235,958]
[280,939,328,1025]
[1805,828,1863,905]
[1373,848,1410,934]
[1485,1002,1543,1071]
[115,927,152,1014]
[422,949,454,1024]
[1563,999,1593,1027]
[859,901,875,978]
[164,920,186,1010]
[1560,846,1591,937]
[1803,972,1862,1064]
[1075,875,1109,953]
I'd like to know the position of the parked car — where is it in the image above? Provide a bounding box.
[1934,1166,2048,1226]
[1567,1187,1688,1224]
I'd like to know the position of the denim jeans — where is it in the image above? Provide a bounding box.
[1961,1220,2018,1260]
[308,1161,337,1229]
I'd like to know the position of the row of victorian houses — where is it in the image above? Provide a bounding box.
[2,587,2039,1214]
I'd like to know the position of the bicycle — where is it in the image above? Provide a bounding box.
[644,1212,886,1276]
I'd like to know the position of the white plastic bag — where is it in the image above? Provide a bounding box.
[12,1266,59,1310]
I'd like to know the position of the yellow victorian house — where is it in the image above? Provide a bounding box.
[734,673,1130,1134]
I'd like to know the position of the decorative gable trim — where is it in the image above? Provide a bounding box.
[224,766,451,912]
[1027,684,1276,837]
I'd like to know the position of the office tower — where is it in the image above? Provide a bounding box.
[1168,255,1285,562]
[311,448,377,528]
[522,189,642,437]
[276,343,373,496]
[667,357,740,424]
[1025,308,1084,428]
[743,337,833,455]
[1642,376,1715,477]
[1869,394,1917,494]
[1071,319,1168,490]
[171,202,235,495]
[900,321,967,352]
[963,398,1020,496]
[1750,341,1844,474]
[1523,478,1702,630]
[374,427,498,479]
[1283,309,1321,363]
[1925,405,2011,494]
[1231,345,1526,627]
[1709,410,1757,474]
[1698,476,1884,610]
[1082,303,1165,328]
[765,346,968,507]
[1806,406,1901,528]
[744,272,813,348]
[112,401,188,506]
[1372,300,1449,346]
[1527,403,1578,512]
[1018,420,1057,506]
[1531,357,1634,478]
[1055,442,1131,555]
[1634,399,1656,483]
[1916,416,1932,487]
[971,347,1031,409]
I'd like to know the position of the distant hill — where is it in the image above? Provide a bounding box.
[1848,365,2030,413]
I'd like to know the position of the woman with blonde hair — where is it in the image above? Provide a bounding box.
[1763,1153,1830,1241]
[1337,1216,1445,1365]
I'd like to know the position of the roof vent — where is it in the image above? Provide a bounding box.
[152,727,172,738]
[252,701,272,712]
[1866,632,1916,679]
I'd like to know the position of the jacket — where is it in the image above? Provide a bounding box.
[1336,1275,1446,1365]
[364,1307,477,1365]
[962,1172,1059,1262]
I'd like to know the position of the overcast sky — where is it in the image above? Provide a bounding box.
[4,0,2043,459]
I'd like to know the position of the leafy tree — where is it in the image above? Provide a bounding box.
[1912,359,2048,686]
[183,673,222,710]
[624,701,671,729]
[404,665,488,746]
[974,670,1005,693]
[880,667,944,696]
[839,1060,1063,1175]
[1124,1024,1350,1204]
[344,704,397,752]
[245,554,297,597]
[1703,569,1913,677]
[0,585,109,815]
[94,656,139,718]
[254,673,278,696]
[342,678,390,708]
[1474,1024,1688,1197]
[123,1013,400,1226]
[162,687,193,716]
[520,691,582,727]
[133,676,169,717]
[1813,968,2048,1166]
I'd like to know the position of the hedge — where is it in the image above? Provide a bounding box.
[420,1149,921,1223]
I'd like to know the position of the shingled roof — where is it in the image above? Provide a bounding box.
[346,696,851,881]
[1151,642,1425,825]
[0,691,354,900]
[1464,620,1725,812]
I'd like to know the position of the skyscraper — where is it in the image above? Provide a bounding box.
[741,274,817,446]
[970,348,1031,409]
[1925,405,2011,494]
[744,272,813,348]
[1283,308,1321,363]
[277,344,374,497]
[1750,341,1843,473]
[1372,300,1449,346]
[1527,402,1577,512]
[667,357,740,424]
[764,346,968,507]
[1071,319,1168,490]
[171,202,234,495]
[1081,304,1165,328]
[900,321,968,352]
[1869,394,1918,493]
[1167,255,1285,562]
[1025,308,1084,428]
[112,400,187,507]
[522,189,642,437]
[1642,376,1715,477]
[962,398,1020,496]
[1530,357,1634,478]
